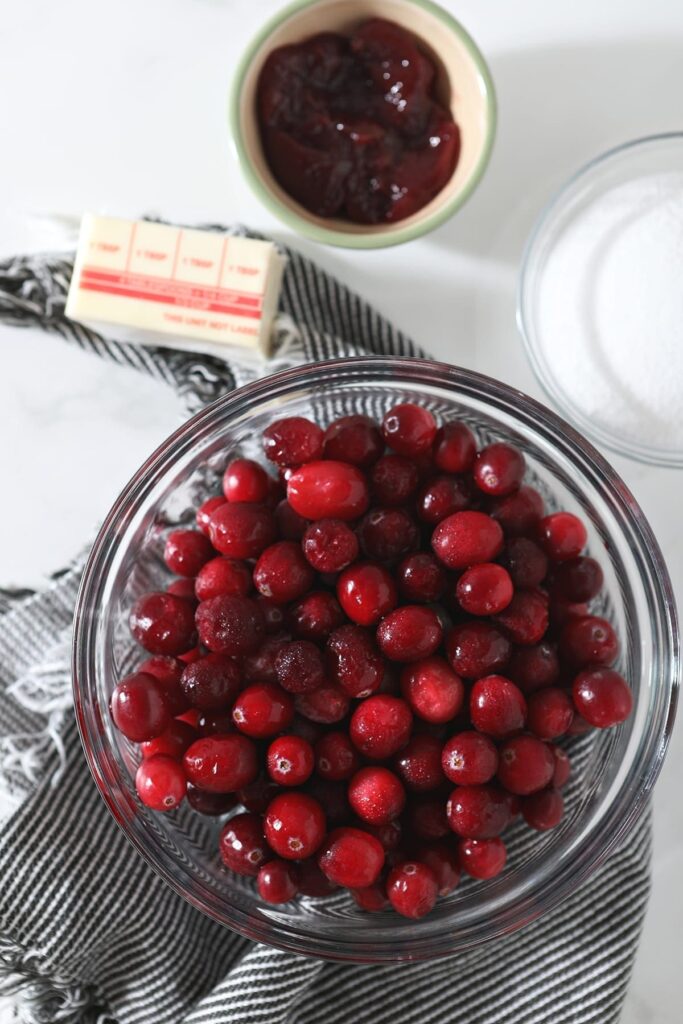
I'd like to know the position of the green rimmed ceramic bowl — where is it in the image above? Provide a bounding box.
[229,0,496,249]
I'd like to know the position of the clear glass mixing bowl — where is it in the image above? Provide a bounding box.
[73,357,679,962]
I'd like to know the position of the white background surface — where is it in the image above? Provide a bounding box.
[0,1,681,1021]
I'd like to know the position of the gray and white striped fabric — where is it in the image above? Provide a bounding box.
[0,231,650,1024]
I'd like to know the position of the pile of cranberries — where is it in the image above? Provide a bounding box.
[111,403,633,920]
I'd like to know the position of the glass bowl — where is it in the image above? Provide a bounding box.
[73,357,678,962]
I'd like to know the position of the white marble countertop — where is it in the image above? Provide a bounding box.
[1,0,681,1020]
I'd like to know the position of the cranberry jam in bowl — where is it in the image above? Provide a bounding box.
[229,0,496,247]
[73,358,678,961]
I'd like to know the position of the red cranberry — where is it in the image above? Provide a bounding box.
[446,622,511,678]
[376,606,443,662]
[352,882,390,912]
[289,591,345,642]
[243,634,288,683]
[111,673,170,741]
[348,766,406,825]
[302,519,359,572]
[507,642,559,693]
[446,784,513,838]
[163,529,214,578]
[195,594,265,655]
[494,590,549,646]
[442,731,498,785]
[526,687,574,739]
[350,695,413,759]
[253,541,314,603]
[187,784,237,816]
[416,475,471,525]
[257,859,299,903]
[400,657,464,723]
[394,734,444,792]
[396,552,447,603]
[237,775,280,814]
[129,592,197,656]
[382,403,436,457]
[323,415,383,467]
[196,495,226,536]
[274,499,308,540]
[138,656,188,716]
[371,454,420,505]
[219,812,269,876]
[223,458,270,503]
[265,792,326,859]
[315,731,360,781]
[287,461,369,521]
[407,797,450,839]
[208,502,276,559]
[560,615,619,667]
[415,841,461,896]
[194,557,252,601]
[179,653,241,710]
[550,745,571,788]
[572,668,633,727]
[522,788,564,830]
[458,837,507,879]
[319,826,385,888]
[431,511,504,569]
[135,755,186,811]
[263,416,324,466]
[387,861,438,919]
[473,442,525,497]
[267,735,314,786]
[456,563,513,616]
[141,719,197,760]
[337,562,397,626]
[275,640,326,694]
[433,422,476,473]
[196,710,235,736]
[296,682,350,723]
[183,734,258,792]
[490,485,545,536]
[497,735,555,795]
[256,597,287,635]
[470,675,527,738]
[327,625,384,698]
[537,512,587,561]
[357,509,417,564]
[502,537,549,589]
[550,556,604,602]
[297,858,339,896]
[166,578,199,605]
[232,682,294,738]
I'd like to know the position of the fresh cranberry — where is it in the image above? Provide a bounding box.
[242,634,288,683]
[446,784,513,838]
[327,625,384,698]
[550,555,603,602]
[393,734,444,792]
[297,858,339,896]
[470,675,527,738]
[489,485,545,536]
[287,461,369,521]
[348,766,406,824]
[258,859,299,903]
[371,454,420,505]
[232,682,294,738]
[473,443,525,497]
[494,590,549,646]
[138,655,188,715]
[323,415,383,467]
[456,563,513,616]
[194,557,252,601]
[302,519,359,572]
[350,695,413,759]
[352,882,390,912]
[135,755,186,811]
[253,541,314,603]
[458,837,507,879]
[129,592,197,656]
[141,719,197,760]
[432,422,476,473]
[183,734,258,792]
[179,653,241,709]
[550,745,571,787]
[219,812,269,876]
[319,826,385,888]
[522,788,564,830]
[446,622,512,678]
[441,731,499,785]
[526,687,574,739]
[400,657,464,723]
[263,416,324,466]
[274,498,308,540]
[387,861,438,918]
[296,682,350,723]
[395,552,447,603]
[196,710,235,736]
[337,562,397,626]
[274,640,325,694]
[196,495,226,536]
[376,605,442,662]
[572,668,633,727]
[431,511,504,570]
[163,529,214,578]
[416,475,471,525]
[265,792,327,859]
[502,537,549,589]
[560,615,619,667]
[267,735,314,786]
[358,508,418,563]
[237,775,281,814]
[208,502,276,559]
[288,591,345,642]
[166,578,199,605]
[497,735,555,796]
[381,403,436,457]
[315,731,360,781]
[222,458,270,503]
[407,797,450,839]
[186,784,237,816]
[359,818,402,851]
[415,841,461,895]
[507,642,559,692]
[195,594,265,656]
[111,673,170,741]
[537,512,587,561]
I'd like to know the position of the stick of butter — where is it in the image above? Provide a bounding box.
[65,214,286,358]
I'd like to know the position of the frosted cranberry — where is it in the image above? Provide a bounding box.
[456,563,513,616]
[550,745,571,788]
[381,403,436,457]
[358,508,418,563]
[400,657,464,723]
[232,682,294,738]
[387,862,438,919]
[163,529,214,578]
[223,458,270,504]
[196,710,235,736]
[135,756,186,811]
[359,818,402,852]
[490,485,545,536]
[494,590,549,646]
[275,640,325,694]
[253,541,314,603]
[302,519,359,572]
[352,882,390,912]
[111,673,170,741]
[527,687,574,739]
[194,557,252,601]
[572,668,633,727]
[446,784,513,838]
[183,734,258,792]
[458,837,507,879]
[243,635,288,683]
[196,598,264,662]
[433,422,476,473]
[237,775,280,814]
[470,675,527,738]
[186,784,237,816]
[507,642,559,692]
[256,598,287,635]
[417,475,471,525]
[323,415,383,467]
[274,498,308,540]
[522,788,564,830]
[287,461,369,521]
[560,615,619,667]
[376,606,442,662]
[296,682,350,723]
[415,841,461,896]
[502,537,549,589]
[473,443,525,497]
[407,797,449,839]
[263,416,323,466]
[297,858,339,896]
[315,731,360,781]
[289,591,345,642]
[267,735,314,786]
[258,859,299,903]
[371,454,420,506]
[350,695,412,759]
[129,592,197,656]
[138,656,188,715]
[141,719,197,760]
[327,625,384,698]
[396,552,447,603]
[219,812,269,876]
[497,735,554,795]
[442,731,498,785]
[348,766,406,825]
[265,792,326,859]
[337,562,397,626]
[394,735,444,792]
[319,827,385,888]
[179,653,241,709]
[432,511,504,569]
[196,495,226,536]
[537,512,587,561]
[446,622,511,678]
[551,556,603,602]
[166,578,199,604]
[208,502,277,560]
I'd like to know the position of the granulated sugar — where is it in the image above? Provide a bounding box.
[534,172,683,454]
